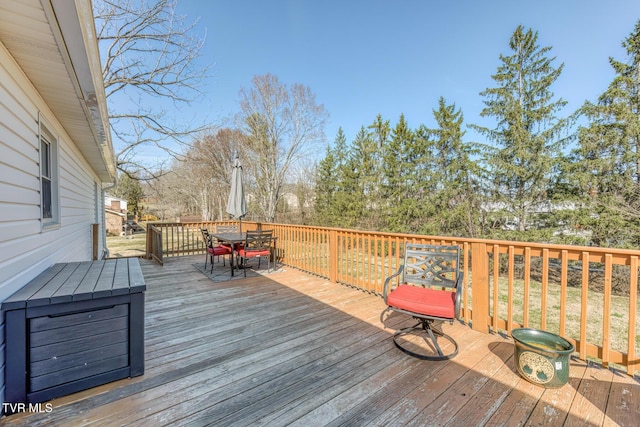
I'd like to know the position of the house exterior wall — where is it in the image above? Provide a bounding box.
[0,41,107,405]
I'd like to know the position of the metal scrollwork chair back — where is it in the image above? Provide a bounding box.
[200,228,232,272]
[237,230,274,276]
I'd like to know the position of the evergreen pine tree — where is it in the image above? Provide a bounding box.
[112,173,145,218]
[314,142,337,226]
[349,126,378,230]
[471,25,571,236]
[383,114,416,232]
[331,128,357,226]
[427,97,483,237]
[569,20,640,247]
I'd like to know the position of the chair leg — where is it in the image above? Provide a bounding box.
[230,252,235,277]
[425,326,445,358]
[392,318,458,361]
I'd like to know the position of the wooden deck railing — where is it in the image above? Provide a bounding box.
[147,221,640,375]
[146,223,164,265]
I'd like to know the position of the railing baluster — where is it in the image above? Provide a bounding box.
[628,256,638,376]
[603,253,613,366]
[560,250,569,337]
[523,247,531,328]
[492,244,500,332]
[580,251,590,360]
[344,232,349,284]
[356,232,361,289]
[508,245,514,333]
[541,248,549,330]
[463,241,470,323]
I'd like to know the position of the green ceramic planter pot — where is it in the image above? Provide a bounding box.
[511,328,575,388]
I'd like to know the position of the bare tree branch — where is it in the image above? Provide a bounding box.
[94,0,210,178]
[238,74,329,222]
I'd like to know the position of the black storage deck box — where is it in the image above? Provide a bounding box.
[2,258,145,407]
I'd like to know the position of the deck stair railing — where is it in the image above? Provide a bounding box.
[146,221,639,376]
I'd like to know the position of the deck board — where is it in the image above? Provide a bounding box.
[2,255,639,426]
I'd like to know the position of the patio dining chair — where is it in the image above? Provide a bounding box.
[200,228,233,273]
[215,224,240,233]
[382,243,463,360]
[236,230,274,276]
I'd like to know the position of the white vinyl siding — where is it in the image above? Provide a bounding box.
[0,43,104,301]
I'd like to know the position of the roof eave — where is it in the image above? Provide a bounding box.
[46,0,116,182]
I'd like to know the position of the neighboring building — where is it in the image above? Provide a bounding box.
[0,0,116,408]
[105,195,128,235]
[178,215,203,223]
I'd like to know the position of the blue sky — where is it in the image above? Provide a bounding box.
[172,0,640,153]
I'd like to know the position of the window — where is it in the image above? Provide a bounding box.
[40,135,52,218]
[39,119,58,226]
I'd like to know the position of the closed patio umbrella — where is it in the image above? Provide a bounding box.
[226,155,247,230]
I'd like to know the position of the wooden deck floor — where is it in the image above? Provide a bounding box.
[2,255,639,426]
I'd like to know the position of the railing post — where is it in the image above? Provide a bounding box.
[471,242,489,333]
[91,223,99,260]
[329,229,338,283]
[145,223,153,259]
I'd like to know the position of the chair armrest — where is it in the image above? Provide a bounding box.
[454,272,464,319]
[383,265,404,303]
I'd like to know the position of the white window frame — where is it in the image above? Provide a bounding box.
[39,116,60,229]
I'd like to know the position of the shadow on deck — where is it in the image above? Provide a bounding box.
[2,255,639,426]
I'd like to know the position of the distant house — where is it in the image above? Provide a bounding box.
[178,215,203,223]
[481,201,579,231]
[0,0,116,408]
[105,195,128,235]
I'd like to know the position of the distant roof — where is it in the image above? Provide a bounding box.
[106,208,126,218]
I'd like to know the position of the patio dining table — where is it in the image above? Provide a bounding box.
[209,232,245,276]
[210,232,277,276]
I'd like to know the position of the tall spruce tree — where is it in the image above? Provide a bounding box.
[569,20,640,247]
[365,115,391,230]
[314,128,358,227]
[383,114,416,232]
[472,26,571,235]
[426,97,483,237]
[314,143,337,226]
[331,128,359,227]
[350,126,378,230]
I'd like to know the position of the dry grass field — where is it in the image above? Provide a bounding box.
[491,276,640,360]
[106,232,146,258]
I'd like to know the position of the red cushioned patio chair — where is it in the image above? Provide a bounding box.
[237,230,273,276]
[382,243,463,360]
[201,228,233,273]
